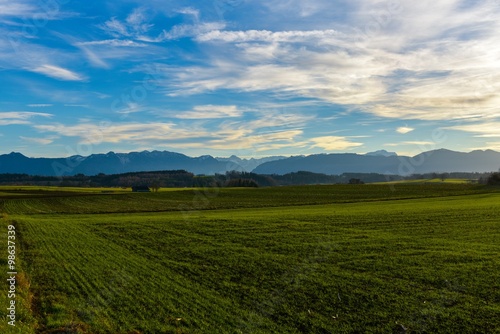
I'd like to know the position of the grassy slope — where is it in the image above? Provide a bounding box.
[0,185,499,333]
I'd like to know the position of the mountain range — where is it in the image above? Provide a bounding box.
[253,149,500,175]
[0,149,499,177]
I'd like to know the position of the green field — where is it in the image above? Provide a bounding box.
[1,184,500,333]
[375,178,477,185]
[375,178,478,184]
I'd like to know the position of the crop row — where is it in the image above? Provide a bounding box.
[1,183,493,215]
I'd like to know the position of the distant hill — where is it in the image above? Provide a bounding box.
[252,149,500,175]
[1,149,499,177]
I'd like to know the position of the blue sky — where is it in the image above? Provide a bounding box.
[1,0,499,158]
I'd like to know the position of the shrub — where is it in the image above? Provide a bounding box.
[487,172,500,185]
[226,178,259,187]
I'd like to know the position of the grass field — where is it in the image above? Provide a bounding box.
[376,178,477,185]
[1,184,499,333]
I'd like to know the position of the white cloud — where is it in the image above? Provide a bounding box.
[20,136,57,144]
[0,0,78,23]
[0,1,35,17]
[196,29,342,43]
[162,30,392,102]
[31,65,84,81]
[74,38,163,68]
[310,136,363,151]
[444,121,500,137]
[176,7,200,20]
[76,39,148,47]
[475,134,500,138]
[396,127,414,134]
[99,8,154,41]
[0,36,81,79]
[263,0,331,18]
[0,111,53,119]
[74,8,168,67]
[0,111,53,126]
[126,7,152,34]
[27,104,53,107]
[78,45,110,68]
[64,104,89,108]
[101,17,130,38]
[178,105,243,119]
[157,0,500,123]
[115,103,148,114]
[161,22,226,40]
[34,122,180,144]
[402,141,434,146]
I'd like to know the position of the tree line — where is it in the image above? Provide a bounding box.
[0,170,498,188]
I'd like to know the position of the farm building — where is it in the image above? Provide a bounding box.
[131,185,151,192]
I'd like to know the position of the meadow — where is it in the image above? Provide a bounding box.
[1,184,499,333]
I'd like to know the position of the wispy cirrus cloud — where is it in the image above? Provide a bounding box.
[31,64,84,81]
[0,0,36,17]
[176,7,200,20]
[75,39,148,47]
[160,22,226,41]
[0,0,78,25]
[263,0,335,18]
[74,39,159,69]
[97,5,225,43]
[403,141,435,146]
[444,121,500,138]
[74,8,169,67]
[64,104,89,108]
[20,136,58,145]
[0,36,79,78]
[177,105,243,119]
[27,104,53,108]
[114,102,148,115]
[100,7,153,39]
[196,29,342,43]
[0,111,53,126]
[34,122,179,144]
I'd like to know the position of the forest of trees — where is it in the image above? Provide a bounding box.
[0,170,496,189]
[486,171,500,185]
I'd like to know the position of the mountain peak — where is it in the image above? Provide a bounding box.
[7,152,27,158]
[365,150,397,157]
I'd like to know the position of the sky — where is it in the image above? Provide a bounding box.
[1,0,500,158]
